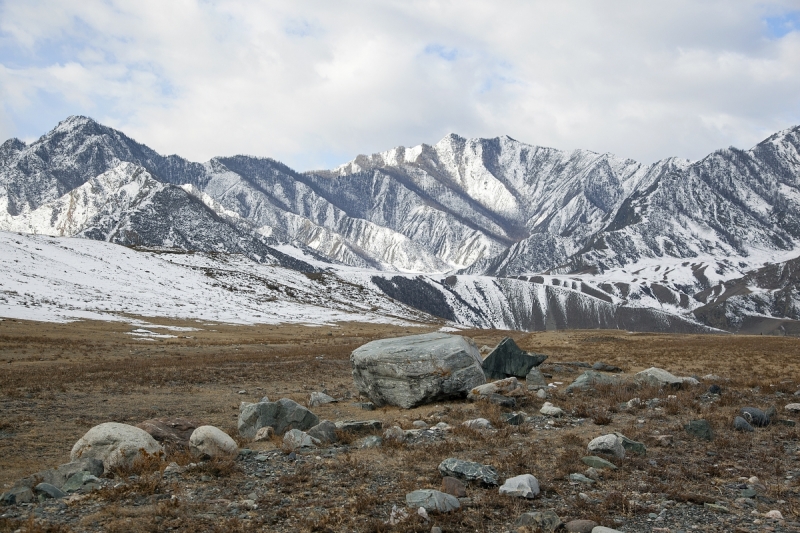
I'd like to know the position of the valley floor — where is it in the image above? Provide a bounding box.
[1,318,799,532]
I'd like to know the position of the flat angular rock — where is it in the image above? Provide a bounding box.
[254,426,275,442]
[405,489,460,512]
[526,367,548,389]
[592,362,621,373]
[70,422,163,473]
[614,433,646,456]
[514,510,562,531]
[350,333,486,409]
[587,434,625,458]
[441,476,467,498]
[565,371,620,392]
[468,377,521,399]
[62,472,100,493]
[540,402,565,417]
[499,474,540,498]
[482,337,547,380]
[189,426,238,458]
[34,483,66,499]
[635,367,685,387]
[309,392,336,407]
[734,416,754,432]
[438,457,499,486]
[502,412,524,426]
[685,419,714,440]
[568,473,595,484]
[238,398,319,438]
[283,429,316,450]
[581,456,617,470]
[307,420,338,444]
[136,417,200,446]
[335,419,382,434]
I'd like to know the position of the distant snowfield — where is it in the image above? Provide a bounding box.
[0,231,431,327]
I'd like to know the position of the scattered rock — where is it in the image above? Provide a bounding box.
[704,502,729,513]
[526,367,548,390]
[684,419,714,441]
[592,362,621,373]
[587,434,625,458]
[568,473,595,485]
[189,426,238,458]
[238,398,320,439]
[708,384,722,394]
[253,426,275,442]
[462,418,492,430]
[34,483,66,499]
[438,458,499,486]
[485,393,516,408]
[499,474,539,498]
[514,510,562,531]
[584,467,600,480]
[405,489,460,512]
[441,476,466,498]
[1,487,34,505]
[502,412,524,425]
[307,420,338,444]
[358,435,383,448]
[136,417,200,446]
[565,519,598,533]
[615,432,646,455]
[468,377,521,399]
[70,422,163,473]
[350,333,486,408]
[765,509,784,519]
[785,403,800,412]
[412,420,428,429]
[61,472,100,493]
[355,402,375,411]
[581,456,617,470]
[653,435,674,447]
[283,429,316,450]
[335,419,383,434]
[540,402,565,417]
[734,416,754,432]
[565,370,620,392]
[536,388,548,399]
[481,337,547,380]
[309,392,337,407]
[591,528,623,533]
[740,407,770,427]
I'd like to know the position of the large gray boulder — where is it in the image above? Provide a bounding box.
[70,423,163,473]
[482,337,547,380]
[238,398,319,439]
[350,333,486,409]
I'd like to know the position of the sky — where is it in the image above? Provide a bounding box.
[0,1,799,171]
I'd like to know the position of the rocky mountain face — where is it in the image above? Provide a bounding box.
[1,115,799,334]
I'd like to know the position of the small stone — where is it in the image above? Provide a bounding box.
[502,412,524,426]
[335,419,383,434]
[499,474,540,498]
[587,434,625,458]
[536,388,548,399]
[704,502,729,513]
[741,488,758,498]
[592,362,621,372]
[591,528,623,533]
[438,457,499,485]
[356,402,375,411]
[565,519,598,533]
[515,510,562,531]
[540,402,565,417]
[684,419,714,440]
[740,407,770,427]
[785,403,800,412]
[581,456,617,470]
[412,420,428,429]
[253,426,275,442]
[34,483,66,499]
[441,476,467,498]
[765,510,783,520]
[654,434,673,446]
[615,432,646,455]
[62,472,100,493]
[526,367,548,390]
[708,384,722,394]
[469,377,522,399]
[405,489,460,513]
[358,435,382,448]
[308,392,336,407]
[462,418,493,430]
[417,507,429,520]
[584,467,600,480]
[734,416,754,432]
[569,473,595,484]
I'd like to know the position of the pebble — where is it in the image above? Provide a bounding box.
[734,416,754,432]
[564,519,597,533]
[581,456,617,470]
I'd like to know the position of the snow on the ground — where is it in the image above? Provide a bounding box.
[0,231,430,326]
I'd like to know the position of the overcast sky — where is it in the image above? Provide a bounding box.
[1,1,799,171]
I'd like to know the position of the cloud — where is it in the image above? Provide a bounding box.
[0,0,799,170]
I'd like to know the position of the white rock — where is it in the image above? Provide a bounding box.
[499,474,540,498]
[253,426,275,442]
[71,422,163,473]
[189,426,238,458]
[591,527,624,533]
[536,389,548,399]
[469,377,520,398]
[309,392,337,407]
[383,426,406,442]
[587,434,625,458]
[765,510,783,520]
[635,367,696,387]
[785,403,800,412]
[462,418,493,430]
[539,402,564,417]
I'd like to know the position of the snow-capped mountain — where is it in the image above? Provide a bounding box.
[1,115,799,334]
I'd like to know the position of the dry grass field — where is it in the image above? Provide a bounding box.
[1,317,800,532]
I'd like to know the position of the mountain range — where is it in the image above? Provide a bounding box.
[1,116,799,335]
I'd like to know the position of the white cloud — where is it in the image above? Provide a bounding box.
[0,0,799,169]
